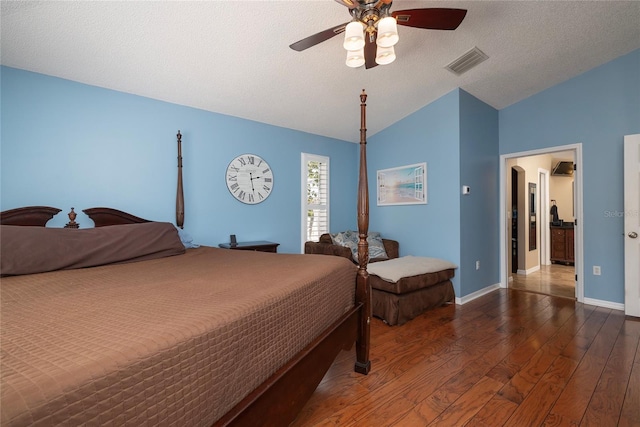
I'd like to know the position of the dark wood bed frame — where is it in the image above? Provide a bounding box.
[0,206,61,226]
[0,91,372,427]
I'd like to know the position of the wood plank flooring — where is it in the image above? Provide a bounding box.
[292,289,640,426]
[510,264,575,299]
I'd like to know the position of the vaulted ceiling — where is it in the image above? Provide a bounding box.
[2,1,639,142]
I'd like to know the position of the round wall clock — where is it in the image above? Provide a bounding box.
[225,153,274,204]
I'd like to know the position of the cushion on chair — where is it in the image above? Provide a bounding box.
[367,256,458,283]
[330,230,390,262]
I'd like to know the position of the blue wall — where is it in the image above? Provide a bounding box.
[367,89,500,297]
[368,90,462,292]
[499,49,640,304]
[0,67,359,253]
[459,90,500,296]
[3,47,637,304]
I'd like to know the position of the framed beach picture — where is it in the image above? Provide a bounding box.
[377,162,427,206]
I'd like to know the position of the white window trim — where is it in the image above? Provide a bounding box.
[301,153,330,253]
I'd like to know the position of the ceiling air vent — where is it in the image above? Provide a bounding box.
[445,47,488,76]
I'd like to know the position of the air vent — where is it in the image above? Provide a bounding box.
[445,47,488,76]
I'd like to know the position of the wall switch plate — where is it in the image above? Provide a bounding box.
[593,266,601,276]
[462,185,471,195]
[476,261,480,270]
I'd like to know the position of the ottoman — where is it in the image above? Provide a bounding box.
[368,256,457,326]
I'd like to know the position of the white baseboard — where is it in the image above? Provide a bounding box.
[455,283,501,305]
[583,297,624,312]
[516,265,540,276]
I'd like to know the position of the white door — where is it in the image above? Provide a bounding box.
[624,134,640,317]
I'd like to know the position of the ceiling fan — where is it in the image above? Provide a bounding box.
[289,0,467,69]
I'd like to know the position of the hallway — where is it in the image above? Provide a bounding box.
[511,264,575,299]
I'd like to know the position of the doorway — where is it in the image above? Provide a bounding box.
[500,144,583,302]
[511,168,519,274]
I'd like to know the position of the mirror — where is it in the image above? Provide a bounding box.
[529,182,536,251]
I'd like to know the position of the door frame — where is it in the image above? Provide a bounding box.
[499,143,584,302]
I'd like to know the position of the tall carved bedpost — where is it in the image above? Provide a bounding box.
[176,130,185,229]
[355,89,371,375]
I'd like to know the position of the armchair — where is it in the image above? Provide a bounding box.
[306,233,455,326]
[304,233,399,263]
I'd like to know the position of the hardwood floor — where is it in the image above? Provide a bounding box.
[292,289,640,426]
[511,264,575,299]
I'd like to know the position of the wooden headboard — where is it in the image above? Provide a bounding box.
[0,206,152,229]
[0,206,61,227]
[82,207,151,227]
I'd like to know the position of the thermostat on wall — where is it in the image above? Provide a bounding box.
[462,185,471,195]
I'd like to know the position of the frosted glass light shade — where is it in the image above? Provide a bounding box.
[376,16,399,47]
[343,21,365,51]
[375,45,396,65]
[346,48,365,68]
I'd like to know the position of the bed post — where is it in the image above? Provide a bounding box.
[355,89,371,375]
[176,130,185,229]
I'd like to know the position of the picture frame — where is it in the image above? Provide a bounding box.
[377,162,427,206]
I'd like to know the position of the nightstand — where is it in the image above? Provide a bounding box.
[218,240,279,253]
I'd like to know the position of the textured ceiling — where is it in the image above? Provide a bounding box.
[2,1,639,142]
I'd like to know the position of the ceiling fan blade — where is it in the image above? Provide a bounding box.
[392,8,467,30]
[289,22,349,52]
[364,32,378,69]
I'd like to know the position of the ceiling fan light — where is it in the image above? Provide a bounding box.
[376,16,399,48]
[375,45,396,65]
[343,21,365,51]
[346,49,365,68]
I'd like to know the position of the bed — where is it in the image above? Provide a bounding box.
[0,92,374,426]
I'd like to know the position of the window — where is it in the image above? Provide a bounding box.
[301,153,330,251]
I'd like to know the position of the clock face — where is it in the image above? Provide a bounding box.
[225,154,274,204]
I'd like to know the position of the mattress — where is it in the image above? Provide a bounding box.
[0,247,356,426]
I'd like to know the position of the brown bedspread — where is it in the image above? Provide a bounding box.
[0,247,356,426]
